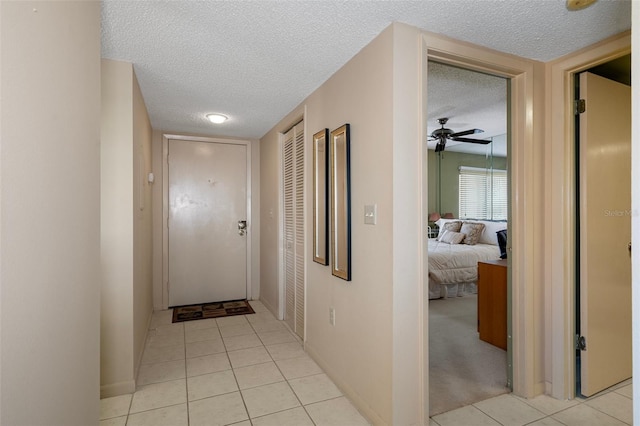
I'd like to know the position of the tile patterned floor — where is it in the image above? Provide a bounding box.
[430,379,633,426]
[100,301,370,426]
[101,300,633,426]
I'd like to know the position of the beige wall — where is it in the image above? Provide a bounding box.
[260,23,424,424]
[150,132,260,309]
[101,59,154,397]
[0,1,101,424]
[132,70,154,380]
[390,22,424,424]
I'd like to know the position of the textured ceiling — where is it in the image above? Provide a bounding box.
[427,61,507,156]
[101,0,631,139]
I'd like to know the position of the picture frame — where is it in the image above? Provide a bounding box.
[329,124,351,281]
[313,129,329,265]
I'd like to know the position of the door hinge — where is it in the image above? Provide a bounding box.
[574,99,586,115]
[576,334,587,351]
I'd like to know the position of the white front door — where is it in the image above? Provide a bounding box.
[168,139,248,307]
[578,72,631,396]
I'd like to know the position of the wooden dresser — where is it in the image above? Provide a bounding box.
[477,259,507,350]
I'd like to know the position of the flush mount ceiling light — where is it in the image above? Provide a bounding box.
[206,113,228,124]
[566,0,597,11]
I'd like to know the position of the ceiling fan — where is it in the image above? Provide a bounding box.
[429,117,492,153]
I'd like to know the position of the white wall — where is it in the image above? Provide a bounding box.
[101,59,154,397]
[0,2,101,424]
[260,23,424,425]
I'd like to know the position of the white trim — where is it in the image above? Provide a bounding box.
[301,108,308,342]
[422,30,540,399]
[546,31,630,400]
[277,131,285,321]
[100,380,136,399]
[161,133,253,309]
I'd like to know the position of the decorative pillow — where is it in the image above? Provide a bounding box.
[439,230,465,245]
[477,220,508,245]
[460,222,486,245]
[436,220,462,240]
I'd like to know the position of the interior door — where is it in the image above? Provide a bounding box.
[168,139,248,307]
[578,72,631,396]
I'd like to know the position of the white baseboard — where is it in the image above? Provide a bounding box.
[259,297,280,320]
[100,380,136,399]
[305,342,386,425]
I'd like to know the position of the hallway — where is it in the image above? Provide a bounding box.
[99,301,369,425]
[100,300,633,426]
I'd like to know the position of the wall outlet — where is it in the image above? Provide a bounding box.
[329,307,335,326]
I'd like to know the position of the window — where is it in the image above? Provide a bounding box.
[458,166,507,220]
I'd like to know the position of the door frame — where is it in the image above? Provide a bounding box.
[161,134,253,309]
[546,31,630,400]
[422,31,542,406]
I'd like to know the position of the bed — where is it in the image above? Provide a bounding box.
[428,219,506,299]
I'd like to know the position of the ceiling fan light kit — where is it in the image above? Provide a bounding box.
[429,117,492,152]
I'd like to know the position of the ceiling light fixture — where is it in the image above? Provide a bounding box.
[206,113,228,124]
[566,0,597,11]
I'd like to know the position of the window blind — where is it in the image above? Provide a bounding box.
[458,166,507,220]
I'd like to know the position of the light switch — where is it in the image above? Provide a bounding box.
[364,204,377,225]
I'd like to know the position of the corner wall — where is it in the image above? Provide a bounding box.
[0,2,101,423]
[101,59,154,397]
[259,23,424,425]
[132,69,154,380]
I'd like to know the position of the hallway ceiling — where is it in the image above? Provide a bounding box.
[101,0,631,140]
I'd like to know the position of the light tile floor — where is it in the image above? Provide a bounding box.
[431,379,633,426]
[101,300,633,426]
[100,300,370,426]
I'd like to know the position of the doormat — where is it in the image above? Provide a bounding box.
[172,299,255,323]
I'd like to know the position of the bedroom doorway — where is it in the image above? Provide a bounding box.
[427,60,511,416]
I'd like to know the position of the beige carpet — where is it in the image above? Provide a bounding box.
[429,294,510,416]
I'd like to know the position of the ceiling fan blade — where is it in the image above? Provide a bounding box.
[451,137,492,144]
[450,128,484,138]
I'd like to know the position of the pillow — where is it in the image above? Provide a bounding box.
[436,220,462,240]
[439,230,465,245]
[477,220,508,245]
[460,222,486,245]
[497,229,508,259]
[434,218,461,229]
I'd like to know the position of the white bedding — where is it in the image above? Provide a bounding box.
[428,239,501,299]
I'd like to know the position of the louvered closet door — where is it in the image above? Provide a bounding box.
[283,121,305,339]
